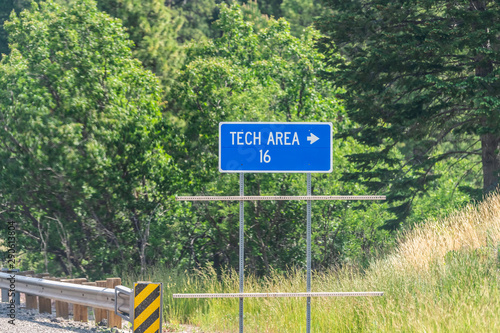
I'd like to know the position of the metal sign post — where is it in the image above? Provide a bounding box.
[174,122,385,332]
[239,173,244,333]
[306,173,312,333]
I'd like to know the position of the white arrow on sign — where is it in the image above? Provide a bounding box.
[307,133,319,144]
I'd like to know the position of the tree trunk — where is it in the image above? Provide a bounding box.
[481,133,500,192]
[139,222,150,275]
[472,1,497,192]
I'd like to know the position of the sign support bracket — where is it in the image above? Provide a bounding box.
[306,173,312,333]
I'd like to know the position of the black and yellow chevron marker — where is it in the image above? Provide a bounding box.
[133,282,162,333]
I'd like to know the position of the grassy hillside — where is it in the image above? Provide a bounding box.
[125,192,500,332]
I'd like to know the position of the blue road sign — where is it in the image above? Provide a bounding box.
[219,122,332,173]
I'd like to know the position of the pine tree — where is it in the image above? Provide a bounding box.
[317,0,500,229]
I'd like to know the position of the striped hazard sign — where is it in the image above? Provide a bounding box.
[133,282,162,333]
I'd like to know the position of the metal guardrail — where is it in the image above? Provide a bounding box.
[0,272,132,320]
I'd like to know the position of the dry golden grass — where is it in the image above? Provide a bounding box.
[390,191,500,274]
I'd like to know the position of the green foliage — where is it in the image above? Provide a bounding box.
[317,0,499,229]
[0,0,484,282]
[0,0,32,58]
[240,0,270,31]
[241,0,324,37]
[96,0,184,89]
[166,3,392,273]
[280,0,323,37]
[0,0,175,278]
[172,3,342,180]
[249,0,282,18]
[169,0,220,43]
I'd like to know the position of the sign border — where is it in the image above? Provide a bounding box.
[219,122,333,173]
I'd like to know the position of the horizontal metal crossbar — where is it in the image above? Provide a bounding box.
[176,195,386,201]
[173,292,384,298]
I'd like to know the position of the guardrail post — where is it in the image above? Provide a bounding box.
[0,268,6,302]
[0,287,7,302]
[20,272,33,310]
[0,268,9,302]
[37,274,52,314]
[1,268,20,305]
[20,270,35,275]
[106,278,122,328]
[61,278,75,318]
[95,280,108,325]
[23,272,37,309]
[26,293,38,309]
[20,271,36,309]
[73,278,88,322]
[38,294,52,314]
[82,282,97,322]
[55,279,70,319]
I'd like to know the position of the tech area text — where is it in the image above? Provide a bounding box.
[219,122,333,173]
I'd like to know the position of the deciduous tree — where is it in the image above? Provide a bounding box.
[0,0,175,276]
[0,0,31,58]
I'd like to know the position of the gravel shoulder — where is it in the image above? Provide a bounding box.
[0,302,202,333]
[0,302,131,333]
